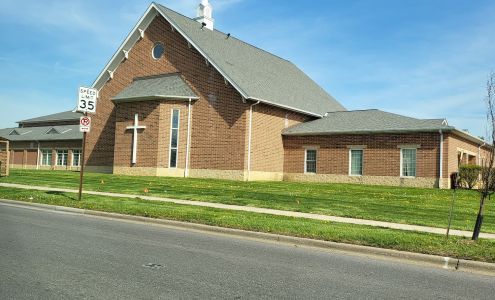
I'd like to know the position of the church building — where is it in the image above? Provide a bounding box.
[3,1,489,189]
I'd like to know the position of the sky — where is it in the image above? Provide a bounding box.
[0,0,494,138]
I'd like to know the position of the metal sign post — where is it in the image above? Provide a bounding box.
[77,87,97,201]
[78,117,87,201]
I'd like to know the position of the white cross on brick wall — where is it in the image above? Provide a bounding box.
[126,114,146,164]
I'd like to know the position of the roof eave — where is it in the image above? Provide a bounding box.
[451,128,491,146]
[248,97,322,118]
[112,95,199,103]
[283,128,454,136]
[92,4,159,90]
[90,3,326,118]
[17,118,79,125]
[92,3,250,100]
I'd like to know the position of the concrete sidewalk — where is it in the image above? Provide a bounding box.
[1,182,494,240]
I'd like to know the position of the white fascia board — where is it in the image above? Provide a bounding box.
[452,128,491,146]
[248,97,322,118]
[92,3,248,100]
[90,3,323,119]
[112,95,200,102]
[91,4,158,90]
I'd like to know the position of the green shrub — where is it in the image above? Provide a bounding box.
[459,165,482,189]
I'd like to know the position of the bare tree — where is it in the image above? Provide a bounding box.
[472,71,495,240]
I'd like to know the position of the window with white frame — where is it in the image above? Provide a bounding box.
[401,148,417,177]
[169,109,180,168]
[56,150,68,166]
[40,149,52,166]
[72,150,82,167]
[349,149,363,176]
[305,149,317,173]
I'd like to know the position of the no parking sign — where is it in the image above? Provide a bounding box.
[80,116,91,133]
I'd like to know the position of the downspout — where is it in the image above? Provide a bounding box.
[439,130,444,189]
[247,101,261,181]
[185,98,192,177]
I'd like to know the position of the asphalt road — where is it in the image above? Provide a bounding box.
[1,204,494,300]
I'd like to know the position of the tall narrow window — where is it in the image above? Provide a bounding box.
[41,149,52,166]
[305,149,317,173]
[72,149,82,167]
[401,148,417,177]
[56,150,68,166]
[169,109,180,168]
[350,149,363,176]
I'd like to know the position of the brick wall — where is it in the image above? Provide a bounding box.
[249,104,308,175]
[89,15,249,174]
[114,100,189,169]
[7,140,81,169]
[446,133,490,177]
[283,133,443,183]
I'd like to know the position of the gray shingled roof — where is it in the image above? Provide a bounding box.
[283,110,453,135]
[154,4,346,116]
[17,110,82,124]
[0,125,82,141]
[112,73,198,103]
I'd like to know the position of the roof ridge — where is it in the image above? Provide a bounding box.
[155,3,290,63]
[17,110,82,123]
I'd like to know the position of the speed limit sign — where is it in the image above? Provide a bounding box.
[77,87,98,113]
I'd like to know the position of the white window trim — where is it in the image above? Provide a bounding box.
[40,149,52,166]
[168,109,180,169]
[304,148,317,174]
[56,150,68,166]
[400,148,417,178]
[152,42,164,60]
[72,149,82,167]
[349,149,363,176]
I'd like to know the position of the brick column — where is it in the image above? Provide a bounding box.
[23,149,27,169]
[52,149,57,170]
[68,149,73,170]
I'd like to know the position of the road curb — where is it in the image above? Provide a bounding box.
[1,198,494,277]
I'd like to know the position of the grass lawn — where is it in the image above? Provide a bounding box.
[1,186,494,263]
[1,169,494,233]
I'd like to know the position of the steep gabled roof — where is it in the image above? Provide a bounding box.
[18,110,82,125]
[283,109,453,135]
[91,2,346,117]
